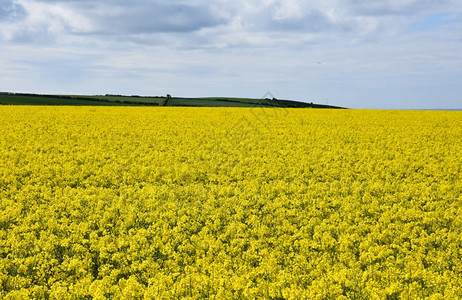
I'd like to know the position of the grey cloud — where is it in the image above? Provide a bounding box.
[8,25,56,43]
[31,1,228,35]
[214,3,334,34]
[0,0,27,22]
[94,4,225,34]
[267,10,334,32]
[1,1,228,45]
[4,0,460,48]
[226,4,357,38]
[39,1,338,35]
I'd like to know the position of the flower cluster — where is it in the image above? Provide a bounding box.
[0,106,461,299]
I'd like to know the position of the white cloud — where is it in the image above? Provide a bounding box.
[2,0,457,47]
[1,0,462,108]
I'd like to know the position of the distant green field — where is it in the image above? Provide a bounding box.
[77,95,164,105]
[0,93,344,108]
[0,94,142,106]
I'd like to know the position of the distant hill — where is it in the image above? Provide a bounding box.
[0,92,345,108]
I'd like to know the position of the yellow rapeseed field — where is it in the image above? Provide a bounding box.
[0,106,461,299]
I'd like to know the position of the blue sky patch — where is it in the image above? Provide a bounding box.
[411,13,457,31]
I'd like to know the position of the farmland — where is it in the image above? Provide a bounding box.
[0,107,461,299]
[0,93,341,108]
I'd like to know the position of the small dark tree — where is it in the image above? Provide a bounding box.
[162,94,172,106]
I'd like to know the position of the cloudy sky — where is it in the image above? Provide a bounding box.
[1,0,461,109]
